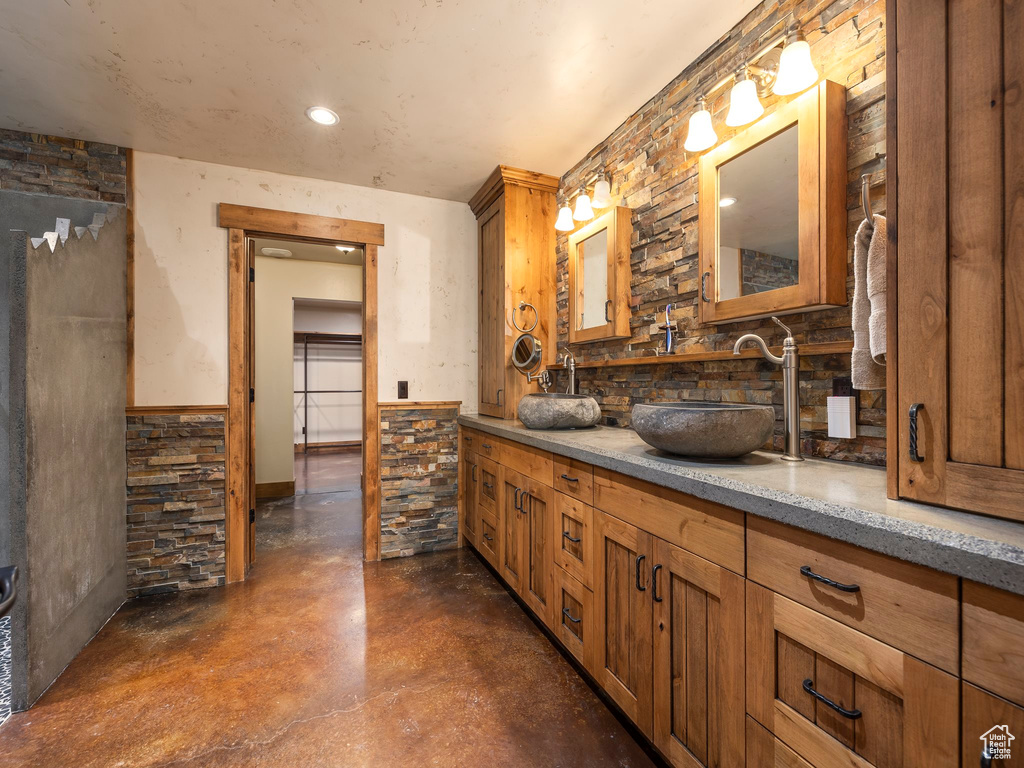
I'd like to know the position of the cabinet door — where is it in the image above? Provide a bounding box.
[594,510,654,736]
[653,538,745,768]
[500,467,526,593]
[477,195,505,417]
[747,582,959,768]
[892,0,1024,520]
[962,682,1024,767]
[461,453,478,546]
[521,478,554,626]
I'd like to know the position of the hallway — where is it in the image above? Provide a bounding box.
[0,489,654,767]
[294,449,361,495]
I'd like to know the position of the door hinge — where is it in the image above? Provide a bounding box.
[249,388,255,403]
[249,508,255,524]
[249,266,255,282]
[301,426,306,435]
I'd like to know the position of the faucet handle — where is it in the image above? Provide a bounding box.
[771,316,794,339]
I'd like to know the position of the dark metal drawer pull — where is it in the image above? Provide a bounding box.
[483,532,494,542]
[559,473,579,483]
[561,607,582,624]
[802,679,862,719]
[635,554,646,592]
[652,564,663,603]
[483,481,494,491]
[471,464,477,481]
[909,403,924,462]
[514,487,521,511]
[800,565,860,593]
[482,443,493,451]
[981,746,993,768]
[464,435,473,442]
[562,531,581,543]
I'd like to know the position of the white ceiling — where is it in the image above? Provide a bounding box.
[0,0,758,202]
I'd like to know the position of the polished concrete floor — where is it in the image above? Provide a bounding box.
[294,449,361,495]
[0,488,655,767]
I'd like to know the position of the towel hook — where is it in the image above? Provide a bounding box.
[861,173,873,224]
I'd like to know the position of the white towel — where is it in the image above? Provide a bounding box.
[852,215,886,390]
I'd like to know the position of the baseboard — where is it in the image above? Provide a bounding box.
[255,481,295,499]
[294,440,361,454]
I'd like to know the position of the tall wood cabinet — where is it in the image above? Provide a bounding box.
[889,0,1024,520]
[469,166,559,418]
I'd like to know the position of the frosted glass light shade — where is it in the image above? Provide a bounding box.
[726,79,764,126]
[555,204,575,231]
[573,193,594,221]
[773,39,818,95]
[684,107,717,153]
[591,175,612,208]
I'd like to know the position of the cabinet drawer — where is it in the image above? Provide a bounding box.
[746,716,814,768]
[500,439,552,486]
[478,511,500,569]
[593,468,744,575]
[461,429,479,455]
[747,583,959,768]
[553,492,594,589]
[555,569,594,675]
[477,456,499,513]
[962,682,1024,767]
[747,516,959,673]
[963,581,1024,707]
[473,432,500,459]
[552,455,593,504]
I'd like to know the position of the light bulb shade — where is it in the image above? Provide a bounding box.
[773,39,818,95]
[573,193,594,221]
[555,204,575,231]
[591,177,612,208]
[683,107,717,153]
[725,79,765,127]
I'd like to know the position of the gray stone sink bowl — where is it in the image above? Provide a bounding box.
[631,401,775,459]
[518,393,601,430]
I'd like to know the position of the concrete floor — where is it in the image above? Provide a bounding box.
[0,488,655,767]
[294,449,361,495]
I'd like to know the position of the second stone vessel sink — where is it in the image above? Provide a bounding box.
[518,393,601,430]
[631,401,775,459]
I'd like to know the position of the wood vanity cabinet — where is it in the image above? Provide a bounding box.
[469,166,559,419]
[460,452,479,546]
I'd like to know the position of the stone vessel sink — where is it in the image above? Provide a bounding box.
[631,401,775,459]
[518,393,601,430]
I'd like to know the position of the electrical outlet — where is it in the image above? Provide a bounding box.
[397,380,409,399]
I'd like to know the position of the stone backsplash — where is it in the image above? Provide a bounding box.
[379,405,459,559]
[126,412,227,596]
[0,129,127,203]
[555,0,886,465]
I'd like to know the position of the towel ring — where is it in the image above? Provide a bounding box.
[512,301,538,333]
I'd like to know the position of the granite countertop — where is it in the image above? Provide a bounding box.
[458,414,1024,596]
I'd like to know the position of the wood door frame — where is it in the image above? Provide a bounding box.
[219,203,385,581]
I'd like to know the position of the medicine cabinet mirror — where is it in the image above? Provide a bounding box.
[567,206,631,343]
[698,80,847,324]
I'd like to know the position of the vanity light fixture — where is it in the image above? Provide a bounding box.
[719,196,737,207]
[555,199,575,231]
[260,247,293,258]
[335,245,356,253]
[591,173,612,208]
[725,67,765,127]
[573,188,595,222]
[305,106,339,126]
[683,97,718,153]
[772,28,818,95]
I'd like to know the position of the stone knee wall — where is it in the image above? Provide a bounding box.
[379,405,459,559]
[126,412,227,596]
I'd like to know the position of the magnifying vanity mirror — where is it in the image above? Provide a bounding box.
[568,207,632,343]
[511,332,543,372]
[698,80,847,324]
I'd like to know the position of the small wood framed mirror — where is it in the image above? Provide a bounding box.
[698,80,847,324]
[568,206,631,343]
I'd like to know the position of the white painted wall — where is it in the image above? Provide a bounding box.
[293,301,363,450]
[254,256,361,484]
[132,151,478,409]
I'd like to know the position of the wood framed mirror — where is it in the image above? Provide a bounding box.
[568,206,631,343]
[698,80,847,324]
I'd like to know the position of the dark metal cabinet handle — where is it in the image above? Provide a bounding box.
[652,564,663,603]
[514,487,521,511]
[561,607,582,624]
[496,389,503,406]
[481,442,493,451]
[559,473,579,484]
[909,403,925,462]
[0,565,18,618]
[464,435,473,443]
[562,530,582,543]
[701,271,711,302]
[802,679,862,719]
[483,481,494,491]
[471,464,477,481]
[635,554,646,592]
[800,565,860,593]
[605,299,612,323]
[483,532,494,542]
[981,746,993,768]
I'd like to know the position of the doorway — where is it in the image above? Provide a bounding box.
[219,204,384,581]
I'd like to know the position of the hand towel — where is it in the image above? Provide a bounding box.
[852,215,886,390]
[866,215,887,364]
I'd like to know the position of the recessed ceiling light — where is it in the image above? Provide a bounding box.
[260,247,292,258]
[335,245,356,253]
[719,196,737,207]
[305,106,339,126]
